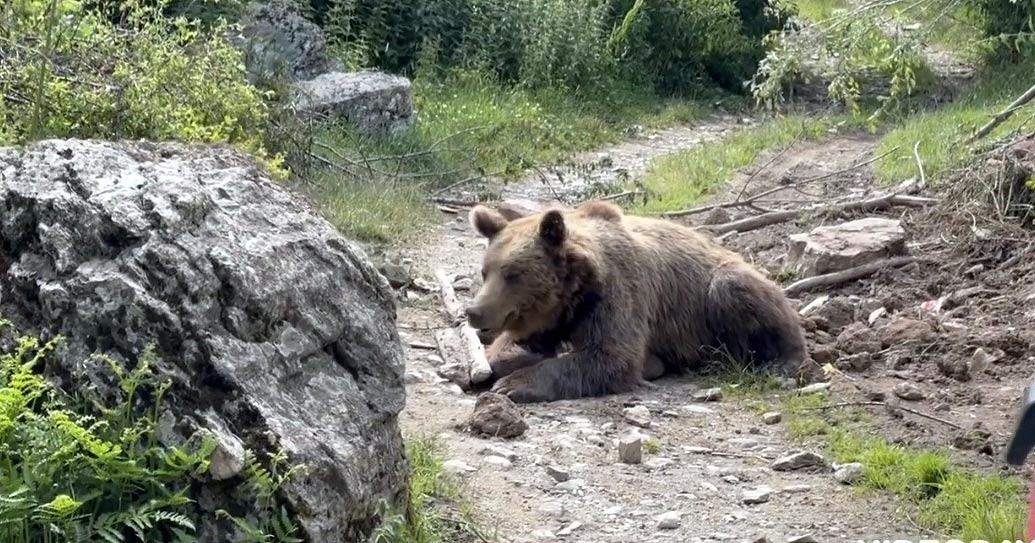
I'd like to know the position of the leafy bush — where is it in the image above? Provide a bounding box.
[0,0,285,177]
[0,319,304,543]
[970,0,1035,60]
[311,0,793,96]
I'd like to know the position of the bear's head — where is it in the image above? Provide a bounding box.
[463,202,616,339]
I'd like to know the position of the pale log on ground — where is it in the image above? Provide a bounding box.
[435,268,494,384]
[783,256,917,297]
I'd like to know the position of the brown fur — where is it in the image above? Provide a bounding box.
[464,200,807,403]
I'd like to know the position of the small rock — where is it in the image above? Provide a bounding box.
[811,296,856,331]
[661,410,680,418]
[656,511,682,530]
[481,444,519,461]
[788,535,818,543]
[700,481,719,492]
[883,318,933,346]
[645,457,675,470]
[762,412,782,425]
[443,460,477,475]
[836,322,881,356]
[403,370,423,384]
[545,464,570,482]
[742,486,772,504]
[468,392,529,438]
[556,521,582,536]
[554,478,585,494]
[954,423,993,452]
[618,432,643,464]
[693,387,723,402]
[772,451,825,471]
[623,405,652,428]
[729,438,760,450]
[867,307,887,325]
[482,455,513,469]
[531,529,556,540]
[892,382,925,401]
[810,345,838,366]
[681,404,716,415]
[538,501,567,518]
[781,484,812,493]
[437,363,471,390]
[703,207,732,225]
[833,462,864,484]
[452,276,474,291]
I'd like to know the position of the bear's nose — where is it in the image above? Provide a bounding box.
[464,305,483,324]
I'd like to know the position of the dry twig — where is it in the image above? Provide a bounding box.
[967,81,1035,143]
[797,400,962,430]
[783,256,918,296]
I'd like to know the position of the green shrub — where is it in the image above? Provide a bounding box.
[0,319,304,543]
[970,0,1035,60]
[0,0,285,177]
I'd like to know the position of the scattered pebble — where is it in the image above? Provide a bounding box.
[645,457,674,470]
[892,382,925,401]
[538,501,567,518]
[656,511,682,530]
[531,529,556,540]
[481,444,519,461]
[482,455,513,469]
[781,484,812,493]
[700,481,719,492]
[788,535,819,543]
[554,478,586,494]
[443,460,476,475]
[772,451,825,471]
[762,412,783,425]
[693,387,723,402]
[623,405,652,428]
[545,464,570,482]
[618,432,643,464]
[452,276,475,291]
[556,521,582,536]
[682,404,716,415]
[833,462,864,484]
[742,486,772,505]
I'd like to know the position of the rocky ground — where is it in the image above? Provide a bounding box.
[382,29,1035,543]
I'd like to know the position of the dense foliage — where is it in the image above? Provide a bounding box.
[305,0,794,96]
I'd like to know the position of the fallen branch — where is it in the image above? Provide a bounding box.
[783,256,918,297]
[664,146,901,219]
[912,140,927,187]
[434,268,493,384]
[797,400,962,430]
[594,190,645,203]
[702,193,938,235]
[967,81,1035,143]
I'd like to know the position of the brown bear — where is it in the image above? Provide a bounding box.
[463,199,807,403]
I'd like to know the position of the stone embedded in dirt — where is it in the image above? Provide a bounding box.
[554,478,586,494]
[781,484,813,494]
[661,410,680,418]
[682,404,716,415]
[656,511,683,530]
[467,392,529,438]
[481,444,518,461]
[557,521,582,536]
[809,296,856,332]
[833,462,864,484]
[545,464,570,482]
[954,423,993,454]
[646,457,675,470]
[836,322,882,356]
[867,307,888,325]
[701,481,719,492]
[693,387,723,402]
[892,382,925,401]
[452,276,475,292]
[742,486,773,505]
[729,438,760,450]
[788,535,819,543]
[799,294,830,316]
[762,412,783,425]
[810,345,838,366]
[772,451,825,471]
[530,529,556,540]
[618,432,644,464]
[970,347,1001,373]
[703,207,733,225]
[443,460,477,475]
[403,370,424,384]
[836,353,875,373]
[292,71,414,135]
[788,217,907,277]
[881,317,933,346]
[378,260,412,288]
[437,362,472,390]
[538,500,567,518]
[623,405,652,428]
[482,455,513,469]
[937,357,972,381]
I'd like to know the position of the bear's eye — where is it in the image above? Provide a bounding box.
[481,268,487,281]
[503,271,521,284]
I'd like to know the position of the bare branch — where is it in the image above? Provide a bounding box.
[783,256,918,296]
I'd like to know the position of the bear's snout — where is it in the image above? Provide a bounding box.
[464,304,486,328]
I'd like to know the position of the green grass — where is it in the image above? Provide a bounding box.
[792,0,849,22]
[875,60,1035,183]
[631,114,857,213]
[375,436,492,543]
[306,70,712,243]
[777,390,1027,540]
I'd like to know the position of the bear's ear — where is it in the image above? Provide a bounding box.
[469,205,510,239]
[538,209,566,247]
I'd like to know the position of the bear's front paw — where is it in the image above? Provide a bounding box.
[491,368,555,403]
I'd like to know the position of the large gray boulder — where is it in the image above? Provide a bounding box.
[292,70,415,135]
[236,0,343,83]
[0,139,407,542]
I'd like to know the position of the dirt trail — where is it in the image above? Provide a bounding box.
[390,36,1035,542]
